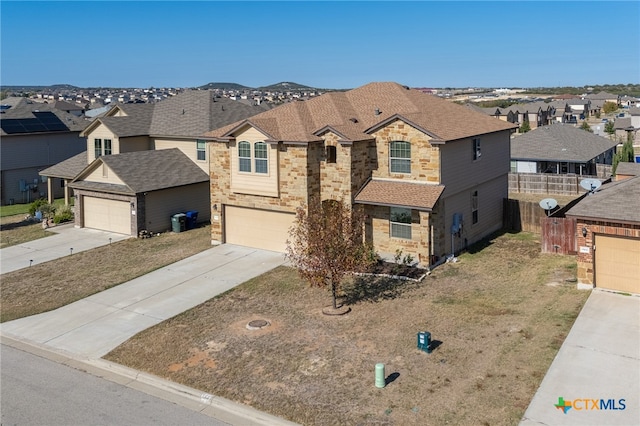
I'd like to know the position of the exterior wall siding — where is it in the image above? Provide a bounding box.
[1,132,86,205]
[144,183,211,233]
[153,137,208,173]
[440,131,511,197]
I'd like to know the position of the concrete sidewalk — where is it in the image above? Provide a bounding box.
[520,290,640,425]
[1,244,287,358]
[0,223,129,274]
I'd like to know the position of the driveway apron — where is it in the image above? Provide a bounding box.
[520,290,640,426]
[1,244,287,358]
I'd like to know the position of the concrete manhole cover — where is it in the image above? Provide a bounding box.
[246,319,270,330]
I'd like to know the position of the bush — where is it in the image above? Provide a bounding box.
[28,198,49,216]
[53,205,74,224]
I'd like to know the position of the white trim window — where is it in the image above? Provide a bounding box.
[104,139,112,155]
[94,138,102,158]
[471,190,479,224]
[390,207,412,239]
[473,138,481,161]
[238,140,268,174]
[238,141,251,172]
[390,141,411,174]
[196,140,206,161]
[254,142,268,174]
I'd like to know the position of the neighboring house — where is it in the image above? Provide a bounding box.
[620,95,639,109]
[584,91,620,106]
[477,102,556,131]
[0,97,87,205]
[510,124,617,175]
[614,162,640,180]
[613,107,640,146]
[565,175,640,294]
[204,82,517,265]
[54,100,86,117]
[69,149,209,235]
[40,90,266,235]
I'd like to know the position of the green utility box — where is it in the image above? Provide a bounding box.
[417,331,431,353]
[171,213,186,233]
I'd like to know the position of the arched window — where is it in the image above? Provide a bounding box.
[254,142,268,174]
[390,141,411,173]
[238,141,251,172]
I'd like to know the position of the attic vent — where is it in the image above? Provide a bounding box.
[375,108,381,115]
[221,105,225,111]
[404,85,410,90]
[182,109,185,115]
[349,118,358,123]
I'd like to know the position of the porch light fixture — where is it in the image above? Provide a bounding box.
[213,204,218,211]
[582,227,587,238]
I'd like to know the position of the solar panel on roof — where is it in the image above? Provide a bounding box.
[1,112,69,133]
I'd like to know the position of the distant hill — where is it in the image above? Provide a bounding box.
[198,82,252,90]
[257,82,317,91]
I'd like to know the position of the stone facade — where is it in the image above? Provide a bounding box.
[211,118,448,265]
[575,219,640,285]
[371,120,440,183]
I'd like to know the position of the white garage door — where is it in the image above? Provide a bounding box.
[595,235,640,294]
[225,205,295,252]
[84,197,131,235]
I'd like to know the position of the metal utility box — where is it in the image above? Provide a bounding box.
[185,210,198,230]
[417,331,431,353]
[171,213,186,233]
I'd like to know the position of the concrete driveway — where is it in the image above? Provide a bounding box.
[520,290,640,426]
[1,244,287,358]
[0,223,129,274]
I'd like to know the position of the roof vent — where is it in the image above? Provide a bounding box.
[349,117,358,123]
[375,108,381,115]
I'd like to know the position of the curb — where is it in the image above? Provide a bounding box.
[1,333,299,426]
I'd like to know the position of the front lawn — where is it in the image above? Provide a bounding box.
[105,231,589,425]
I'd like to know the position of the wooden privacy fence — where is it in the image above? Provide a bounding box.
[540,217,577,254]
[503,198,553,234]
[509,171,612,195]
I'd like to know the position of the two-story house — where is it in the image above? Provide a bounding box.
[40,90,266,235]
[204,82,517,266]
[0,97,87,205]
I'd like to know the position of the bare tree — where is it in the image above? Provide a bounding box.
[286,198,374,310]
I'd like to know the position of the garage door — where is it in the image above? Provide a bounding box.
[595,235,640,294]
[225,205,295,252]
[84,197,131,235]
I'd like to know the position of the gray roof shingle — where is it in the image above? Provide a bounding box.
[566,175,640,224]
[510,123,617,162]
[70,148,208,194]
[39,151,88,179]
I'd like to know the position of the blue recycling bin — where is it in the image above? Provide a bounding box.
[185,210,198,230]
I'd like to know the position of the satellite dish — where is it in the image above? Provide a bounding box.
[580,178,602,193]
[539,198,558,211]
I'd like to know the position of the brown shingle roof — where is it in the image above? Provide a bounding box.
[205,82,516,142]
[565,175,640,224]
[354,179,445,210]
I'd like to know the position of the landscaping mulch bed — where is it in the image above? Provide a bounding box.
[105,231,589,426]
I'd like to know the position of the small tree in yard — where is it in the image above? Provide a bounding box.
[605,121,615,136]
[612,137,635,175]
[519,120,531,133]
[580,121,593,132]
[286,198,375,311]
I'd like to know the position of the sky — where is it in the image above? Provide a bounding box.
[1,1,639,89]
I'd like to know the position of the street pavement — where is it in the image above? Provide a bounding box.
[520,290,640,426]
[0,224,297,425]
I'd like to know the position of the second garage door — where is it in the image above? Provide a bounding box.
[225,205,295,252]
[84,197,131,235]
[595,234,640,294]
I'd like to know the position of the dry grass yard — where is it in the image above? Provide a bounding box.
[0,225,212,322]
[0,214,55,249]
[106,231,589,426]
